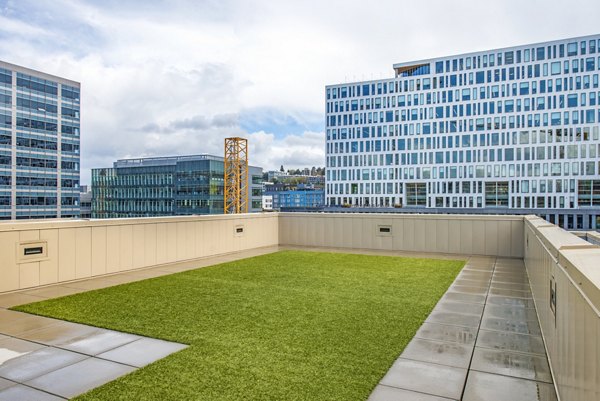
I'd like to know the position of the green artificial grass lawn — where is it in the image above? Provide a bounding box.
[14,250,464,401]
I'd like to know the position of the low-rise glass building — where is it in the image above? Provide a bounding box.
[264,189,325,210]
[92,155,262,218]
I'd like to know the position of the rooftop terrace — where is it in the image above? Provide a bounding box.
[0,213,598,400]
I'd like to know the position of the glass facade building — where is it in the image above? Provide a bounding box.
[92,155,263,218]
[264,189,325,210]
[325,34,600,230]
[0,61,81,220]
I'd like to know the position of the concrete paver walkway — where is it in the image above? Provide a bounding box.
[369,256,558,401]
[0,310,186,399]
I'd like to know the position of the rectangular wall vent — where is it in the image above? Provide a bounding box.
[234,225,245,236]
[24,246,43,256]
[17,241,48,263]
[377,225,392,236]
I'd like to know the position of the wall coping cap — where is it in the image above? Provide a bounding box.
[558,248,600,313]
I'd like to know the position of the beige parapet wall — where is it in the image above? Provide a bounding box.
[524,216,600,401]
[279,212,524,257]
[0,213,279,293]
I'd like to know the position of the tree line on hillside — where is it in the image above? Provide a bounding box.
[279,166,325,176]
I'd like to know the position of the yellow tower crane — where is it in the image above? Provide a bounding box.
[224,137,248,214]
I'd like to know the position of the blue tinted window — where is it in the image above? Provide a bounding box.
[567,94,578,107]
[551,62,561,75]
[0,72,11,85]
[586,58,595,71]
[362,84,370,96]
[519,82,529,95]
[476,71,485,84]
[567,42,577,56]
[586,109,595,123]
[504,51,514,64]
[435,61,443,73]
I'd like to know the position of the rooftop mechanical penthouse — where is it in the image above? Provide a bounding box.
[325,34,600,230]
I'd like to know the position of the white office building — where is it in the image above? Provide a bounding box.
[325,34,600,230]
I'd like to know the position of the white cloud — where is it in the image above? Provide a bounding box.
[1,0,599,183]
[248,130,325,170]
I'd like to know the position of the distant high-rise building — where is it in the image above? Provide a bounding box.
[91,155,263,218]
[0,61,81,219]
[79,186,92,219]
[325,34,600,230]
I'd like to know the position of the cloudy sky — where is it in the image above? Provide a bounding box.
[1,0,599,184]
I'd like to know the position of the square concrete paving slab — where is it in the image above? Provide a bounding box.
[0,309,32,322]
[494,265,526,271]
[463,265,493,271]
[57,330,140,356]
[488,288,532,298]
[455,276,492,284]
[462,268,493,274]
[458,269,491,276]
[401,338,473,368]
[97,337,187,367]
[25,357,135,399]
[486,296,535,308]
[0,384,65,401]
[452,279,490,288]
[476,330,546,355]
[493,274,528,281]
[0,347,87,382]
[449,285,488,295]
[441,292,486,305]
[0,378,13,391]
[19,321,101,346]
[480,317,541,335]
[471,347,552,383]
[432,301,484,316]
[414,323,478,346]
[368,384,455,401]
[0,315,62,337]
[119,270,172,281]
[0,337,45,364]
[0,293,46,309]
[380,358,467,400]
[489,282,531,291]
[483,304,538,322]
[62,279,118,291]
[490,275,529,284]
[462,370,557,401]
[426,311,481,328]
[22,286,85,300]
[492,272,528,280]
